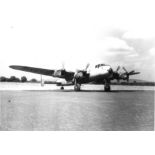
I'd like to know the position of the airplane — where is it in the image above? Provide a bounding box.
[9,63,140,91]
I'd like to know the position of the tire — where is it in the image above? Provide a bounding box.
[104,85,111,92]
[74,84,81,91]
[60,86,64,90]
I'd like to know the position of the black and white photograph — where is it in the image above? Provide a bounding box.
[0,0,154,131]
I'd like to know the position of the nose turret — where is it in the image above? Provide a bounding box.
[108,67,113,74]
[102,65,112,74]
[105,66,113,78]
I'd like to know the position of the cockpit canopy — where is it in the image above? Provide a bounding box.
[95,64,110,68]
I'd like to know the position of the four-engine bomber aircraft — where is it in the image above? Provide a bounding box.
[9,63,140,91]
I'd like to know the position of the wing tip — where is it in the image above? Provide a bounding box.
[9,65,15,69]
[9,65,23,70]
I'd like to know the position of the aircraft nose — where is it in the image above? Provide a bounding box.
[107,68,113,74]
[107,67,113,74]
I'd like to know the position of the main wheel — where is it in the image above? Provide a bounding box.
[104,84,111,92]
[60,86,64,90]
[74,84,81,91]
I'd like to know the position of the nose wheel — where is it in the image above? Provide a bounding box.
[60,86,64,90]
[104,84,111,92]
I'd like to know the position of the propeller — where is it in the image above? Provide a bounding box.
[73,63,90,83]
[122,67,135,75]
[112,66,120,82]
[61,62,65,70]
[116,66,120,72]
[122,67,140,82]
[84,63,90,71]
[122,67,128,73]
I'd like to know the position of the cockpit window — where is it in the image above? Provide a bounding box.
[95,64,107,68]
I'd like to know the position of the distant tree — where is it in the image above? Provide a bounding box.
[0,76,7,82]
[30,78,38,83]
[21,76,27,82]
[8,76,20,82]
[16,78,20,82]
[8,76,16,82]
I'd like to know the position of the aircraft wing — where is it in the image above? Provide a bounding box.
[9,65,75,81]
[9,65,55,76]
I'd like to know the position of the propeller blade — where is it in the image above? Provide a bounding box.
[85,63,90,71]
[116,66,120,72]
[129,72,140,75]
[122,67,128,73]
[128,70,135,74]
[62,62,65,70]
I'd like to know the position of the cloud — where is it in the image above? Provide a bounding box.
[96,27,155,81]
[106,37,134,52]
[123,30,155,40]
[96,37,134,53]
[96,27,126,40]
[149,48,155,56]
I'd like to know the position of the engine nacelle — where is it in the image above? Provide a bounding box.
[120,73,129,81]
[54,69,65,77]
[74,70,89,83]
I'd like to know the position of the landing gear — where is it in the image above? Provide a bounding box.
[104,84,111,92]
[60,86,64,90]
[74,79,81,91]
[74,83,81,91]
[104,80,111,92]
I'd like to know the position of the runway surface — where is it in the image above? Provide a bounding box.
[0,84,154,130]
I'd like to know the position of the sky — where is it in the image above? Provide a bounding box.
[0,0,155,81]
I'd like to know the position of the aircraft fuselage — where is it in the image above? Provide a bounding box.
[71,64,113,84]
[88,64,112,82]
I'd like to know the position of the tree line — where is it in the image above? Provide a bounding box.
[0,76,38,83]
